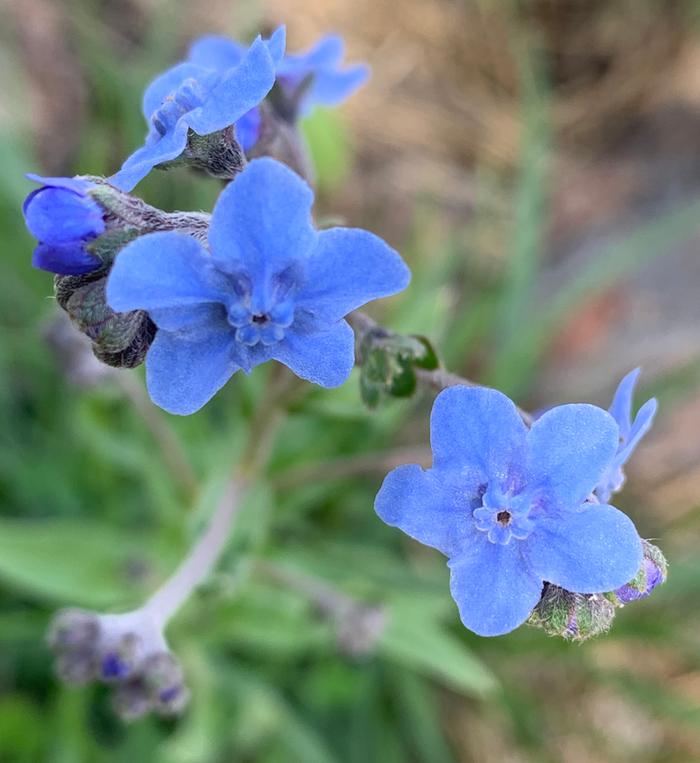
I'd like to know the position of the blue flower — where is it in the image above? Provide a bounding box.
[595,368,657,503]
[375,386,643,636]
[23,174,105,275]
[106,158,410,415]
[110,28,286,191]
[188,32,369,150]
[277,34,370,114]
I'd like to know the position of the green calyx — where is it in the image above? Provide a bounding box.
[359,329,439,408]
[527,584,616,643]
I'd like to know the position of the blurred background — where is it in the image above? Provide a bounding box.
[1,0,700,760]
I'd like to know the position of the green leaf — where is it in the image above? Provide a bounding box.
[388,668,457,763]
[0,518,178,608]
[379,601,498,698]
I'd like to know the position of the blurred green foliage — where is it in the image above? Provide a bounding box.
[1,3,700,762]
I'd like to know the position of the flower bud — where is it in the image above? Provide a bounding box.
[47,607,189,721]
[334,602,386,658]
[527,584,616,642]
[25,174,210,369]
[23,176,105,275]
[358,325,439,408]
[609,540,667,605]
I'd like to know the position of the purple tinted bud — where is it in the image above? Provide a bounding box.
[611,540,667,604]
[23,176,105,275]
[101,652,132,680]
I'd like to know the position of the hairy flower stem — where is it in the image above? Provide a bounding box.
[349,311,534,426]
[141,479,245,628]
[135,368,297,630]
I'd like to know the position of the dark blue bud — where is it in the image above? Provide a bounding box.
[100,651,131,680]
[23,175,105,275]
[32,242,102,276]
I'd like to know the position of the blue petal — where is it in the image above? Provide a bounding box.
[279,35,345,74]
[32,243,102,275]
[269,320,354,387]
[429,387,528,490]
[235,107,262,152]
[527,404,618,509]
[618,397,657,464]
[295,228,410,322]
[145,327,239,415]
[147,303,226,333]
[24,187,104,244]
[449,539,543,636]
[375,464,480,557]
[106,231,228,313]
[109,121,190,192]
[186,36,277,136]
[304,65,370,109]
[208,158,316,278]
[187,35,246,70]
[608,367,641,439]
[265,26,287,65]
[141,62,208,121]
[24,174,93,211]
[524,504,643,592]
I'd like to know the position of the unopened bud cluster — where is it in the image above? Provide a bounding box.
[48,608,189,721]
[528,540,667,641]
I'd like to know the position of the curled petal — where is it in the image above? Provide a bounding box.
[618,397,657,464]
[186,36,277,136]
[141,62,207,121]
[109,122,190,192]
[608,367,640,441]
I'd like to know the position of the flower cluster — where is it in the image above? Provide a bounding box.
[48,608,188,720]
[20,14,668,728]
[110,28,368,190]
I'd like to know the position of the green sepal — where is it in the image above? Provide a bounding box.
[359,329,440,408]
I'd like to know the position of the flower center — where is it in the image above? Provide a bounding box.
[496,510,512,526]
[472,490,534,546]
[227,299,295,348]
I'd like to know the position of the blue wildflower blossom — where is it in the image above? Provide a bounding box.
[188,32,369,150]
[595,368,658,503]
[23,174,105,275]
[110,28,286,191]
[375,386,643,636]
[106,158,410,415]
